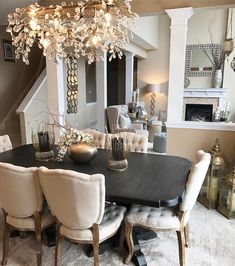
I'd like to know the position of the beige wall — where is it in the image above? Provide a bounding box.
[137,14,170,115]
[167,128,235,165]
[0,25,44,123]
[223,8,235,122]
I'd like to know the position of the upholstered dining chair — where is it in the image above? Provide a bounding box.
[80,129,106,149]
[0,135,12,153]
[38,166,126,266]
[124,150,211,266]
[0,162,55,266]
[111,132,148,153]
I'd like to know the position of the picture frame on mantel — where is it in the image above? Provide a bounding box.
[2,39,16,62]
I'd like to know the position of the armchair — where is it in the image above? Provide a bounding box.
[106,105,148,138]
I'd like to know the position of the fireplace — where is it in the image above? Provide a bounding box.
[185,104,213,122]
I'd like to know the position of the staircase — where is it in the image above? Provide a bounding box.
[0,56,46,148]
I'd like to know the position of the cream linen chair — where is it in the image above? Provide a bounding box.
[80,129,106,149]
[0,162,55,266]
[111,132,148,153]
[0,135,12,153]
[124,150,211,266]
[106,105,149,138]
[0,135,13,209]
[38,167,126,266]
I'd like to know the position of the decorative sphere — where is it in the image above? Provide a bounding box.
[67,142,97,164]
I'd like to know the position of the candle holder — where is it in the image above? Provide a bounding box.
[106,135,129,171]
[198,139,228,209]
[32,123,55,161]
[218,167,235,219]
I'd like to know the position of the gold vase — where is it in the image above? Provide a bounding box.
[67,142,97,164]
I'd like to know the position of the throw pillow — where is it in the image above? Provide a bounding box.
[119,113,131,128]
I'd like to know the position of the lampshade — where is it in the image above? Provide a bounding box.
[146,84,160,93]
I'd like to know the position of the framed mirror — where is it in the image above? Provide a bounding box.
[185,43,220,77]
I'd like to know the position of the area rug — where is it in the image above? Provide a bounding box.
[0,202,235,266]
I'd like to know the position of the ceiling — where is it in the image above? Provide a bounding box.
[0,0,235,25]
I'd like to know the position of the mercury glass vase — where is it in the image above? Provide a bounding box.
[67,142,98,164]
[212,69,223,88]
[32,124,55,161]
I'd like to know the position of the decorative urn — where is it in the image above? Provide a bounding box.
[67,142,97,164]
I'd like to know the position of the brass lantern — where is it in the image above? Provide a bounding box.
[218,167,235,219]
[198,139,227,209]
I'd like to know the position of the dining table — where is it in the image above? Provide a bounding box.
[0,144,191,266]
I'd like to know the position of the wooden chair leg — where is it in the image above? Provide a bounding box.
[34,212,42,266]
[184,224,189,247]
[55,221,62,266]
[2,214,10,266]
[124,220,134,265]
[92,224,100,266]
[119,221,126,251]
[176,229,186,266]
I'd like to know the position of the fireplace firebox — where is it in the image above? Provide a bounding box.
[185,104,213,122]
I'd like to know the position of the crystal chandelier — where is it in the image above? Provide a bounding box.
[7,0,138,64]
[7,0,138,113]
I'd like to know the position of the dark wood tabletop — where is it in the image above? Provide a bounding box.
[0,145,191,208]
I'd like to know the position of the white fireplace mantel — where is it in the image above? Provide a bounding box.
[184,88,228,98]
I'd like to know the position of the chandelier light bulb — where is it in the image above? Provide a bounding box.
[29,8,36,17]
[41,39,50,49]
[105,12,112,22]
[92,35,99,45]
[29,19,37,31]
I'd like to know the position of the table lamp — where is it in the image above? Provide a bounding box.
[146,84,160,117]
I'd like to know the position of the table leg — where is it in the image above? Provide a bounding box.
[44,225,56,247]
[86,232,120,257]
[131,228,157,266]
[132,230,147,266]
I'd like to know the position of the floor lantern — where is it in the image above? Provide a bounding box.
[198,139,227,209]
[218,166,235,219]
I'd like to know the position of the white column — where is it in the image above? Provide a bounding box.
[125,52,135,104]
[96,52,107,132]
[46,58,65,142]
[166,7,193,123]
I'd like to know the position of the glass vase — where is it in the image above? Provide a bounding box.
[32,123,55,161]
[106,135,129,171]
[212,69,222,88]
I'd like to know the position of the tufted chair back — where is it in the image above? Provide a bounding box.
[111,132,148,153]
[81,129,106,149]
[106,105,128,133]
[0,135,12,153]
[0,162,43,217]
[38,167,105,229]
[181,150,211,214]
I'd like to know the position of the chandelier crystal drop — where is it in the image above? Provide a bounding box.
[6,0,138,65]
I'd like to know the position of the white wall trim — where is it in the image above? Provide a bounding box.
[16,69,47,114]
[166,121,235,131]
[166,7,193,124]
